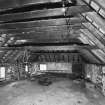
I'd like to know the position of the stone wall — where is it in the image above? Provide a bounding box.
[85,64,105,95]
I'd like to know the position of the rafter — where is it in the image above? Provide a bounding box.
[80,28,105,53]
[92,49,105,63]
[82,0,105,19]
[84,23,105,44]
[81,13,105,43]
[79,49,103,64]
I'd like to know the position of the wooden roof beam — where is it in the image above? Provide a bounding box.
[0,5,92,22]
[0,0,62,11]
[0,44,97,51]
[0,16,87,33]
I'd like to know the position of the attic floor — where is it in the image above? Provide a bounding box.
[0,78,105,105]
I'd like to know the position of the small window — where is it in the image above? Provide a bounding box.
[25,65,28,72]
[40,64,47,71]
[0,67,5,79]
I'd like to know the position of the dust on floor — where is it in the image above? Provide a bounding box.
[0,78,105,105]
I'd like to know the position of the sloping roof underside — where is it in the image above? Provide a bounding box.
[0,0,105,64]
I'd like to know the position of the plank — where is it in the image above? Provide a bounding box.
[6,25,81,44]
[0,25,82,35]
[0,17,87,34]
[0,44,96,51]
[0,5,92,22]
[0,21,85,30]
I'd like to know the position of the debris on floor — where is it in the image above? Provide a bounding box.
[0,79,105,105]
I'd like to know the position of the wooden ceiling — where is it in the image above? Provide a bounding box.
[0,0,105,64]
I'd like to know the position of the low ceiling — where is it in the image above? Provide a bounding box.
[0,0,105,64]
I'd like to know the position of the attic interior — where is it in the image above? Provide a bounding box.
[0,0,105,105]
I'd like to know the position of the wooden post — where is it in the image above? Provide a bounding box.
[16,61,20,80]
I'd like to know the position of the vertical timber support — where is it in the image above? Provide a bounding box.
[16,61,20,80]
